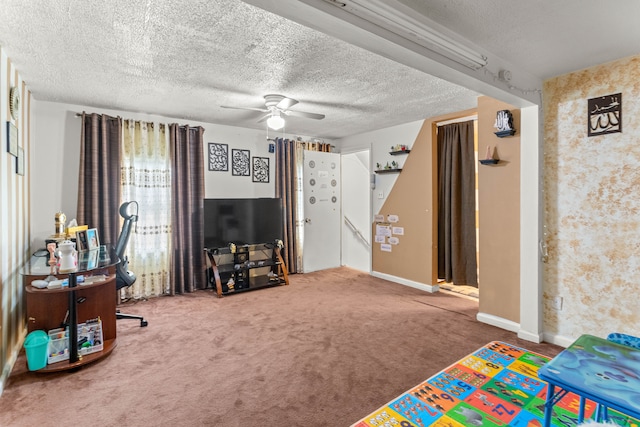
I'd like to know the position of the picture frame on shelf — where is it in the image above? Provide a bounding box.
[86,228,100,250]
[76,230,89,251]
[6,122,18,156]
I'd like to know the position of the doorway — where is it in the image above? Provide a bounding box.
[436,117,479,299]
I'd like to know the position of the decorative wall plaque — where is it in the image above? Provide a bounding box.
[252,157,269,183]
[208,143,228,171]
[493,110,516,137]
[232,149,250,176]
[588,93,621,136]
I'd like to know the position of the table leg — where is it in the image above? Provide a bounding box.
[595,403,609,422]
[543,384,555,427]
[68,272,78,363]
[578,397,585,423]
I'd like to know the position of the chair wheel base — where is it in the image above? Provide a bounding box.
[116,311,148,327]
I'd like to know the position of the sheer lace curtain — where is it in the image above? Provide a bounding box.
[120,120,172,300]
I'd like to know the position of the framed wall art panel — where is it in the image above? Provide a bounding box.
[232,149,251,176]
[252,157,269,183]
[208,142,228,171]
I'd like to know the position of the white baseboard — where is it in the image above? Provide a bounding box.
[476,312,520,333]
[517,329,544,343]
[542,332,573,348]
[371,271,439,293]
[477,312,572,347]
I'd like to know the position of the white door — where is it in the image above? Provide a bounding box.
[341,150,371,272]
[302,150,341,273]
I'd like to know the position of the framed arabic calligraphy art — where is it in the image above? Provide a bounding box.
[208,143,228,171]
[231,149,251,176]
[588,93,621,137]
[252,156,269,183]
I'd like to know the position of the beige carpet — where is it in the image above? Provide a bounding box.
[0,267,560,426]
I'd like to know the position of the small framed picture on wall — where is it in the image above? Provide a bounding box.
[6,122,18,156]
[16,147,24,176]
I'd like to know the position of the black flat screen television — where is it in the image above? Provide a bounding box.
[204,198,284,248]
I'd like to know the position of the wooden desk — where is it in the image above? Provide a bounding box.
[538,334,640,426]
[23,246,119,372]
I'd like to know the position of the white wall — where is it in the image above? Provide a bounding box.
[339,120,423,215]
[31,100,332,250]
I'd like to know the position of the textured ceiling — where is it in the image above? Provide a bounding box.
[399,0,640,80]
[0,1,638,140]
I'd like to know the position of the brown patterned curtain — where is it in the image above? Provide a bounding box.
[77,112,122,246]
[275,138,332,273]
[437,121,478,286]
[169,124,205,294]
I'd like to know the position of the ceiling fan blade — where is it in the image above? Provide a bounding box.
[220,105,269,113]
[283,110,325,120]
[256,113,271,123]
[276,97,298,110]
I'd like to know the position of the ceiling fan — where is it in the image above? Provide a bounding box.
[221,94,325,130]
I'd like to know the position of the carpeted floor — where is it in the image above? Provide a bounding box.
[438,281,479,299]
[0,267,560,426]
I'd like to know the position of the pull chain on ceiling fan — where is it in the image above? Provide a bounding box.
[221,94,325,130]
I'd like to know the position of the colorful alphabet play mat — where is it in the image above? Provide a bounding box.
[350,341,640,427]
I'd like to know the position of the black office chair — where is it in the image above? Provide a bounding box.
[115,201,148,327]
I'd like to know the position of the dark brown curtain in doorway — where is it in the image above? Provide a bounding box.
[169,124,205,294]
[275,138,332,273]
[77,112,123,246]
[437,121,478,286]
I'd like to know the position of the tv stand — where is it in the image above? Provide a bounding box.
[204,241,289,298]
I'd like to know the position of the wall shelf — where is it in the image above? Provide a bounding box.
[389,150,411,155]
[375,168,402,174]
[494,130,516,138]
[479,159,499,165]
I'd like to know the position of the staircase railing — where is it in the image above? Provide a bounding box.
[344,215,370,247]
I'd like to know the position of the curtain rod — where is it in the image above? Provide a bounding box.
[436,114,478,126]
[74,112,121,120]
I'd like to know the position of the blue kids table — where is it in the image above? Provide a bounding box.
[538,334,640,426]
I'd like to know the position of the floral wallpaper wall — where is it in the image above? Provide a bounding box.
[543,54,640,342]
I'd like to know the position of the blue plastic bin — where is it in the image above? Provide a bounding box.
[24,330,50,371]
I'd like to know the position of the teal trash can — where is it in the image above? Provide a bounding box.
[24,330,50,371]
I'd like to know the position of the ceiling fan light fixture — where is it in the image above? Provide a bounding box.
[267,113,285,130]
